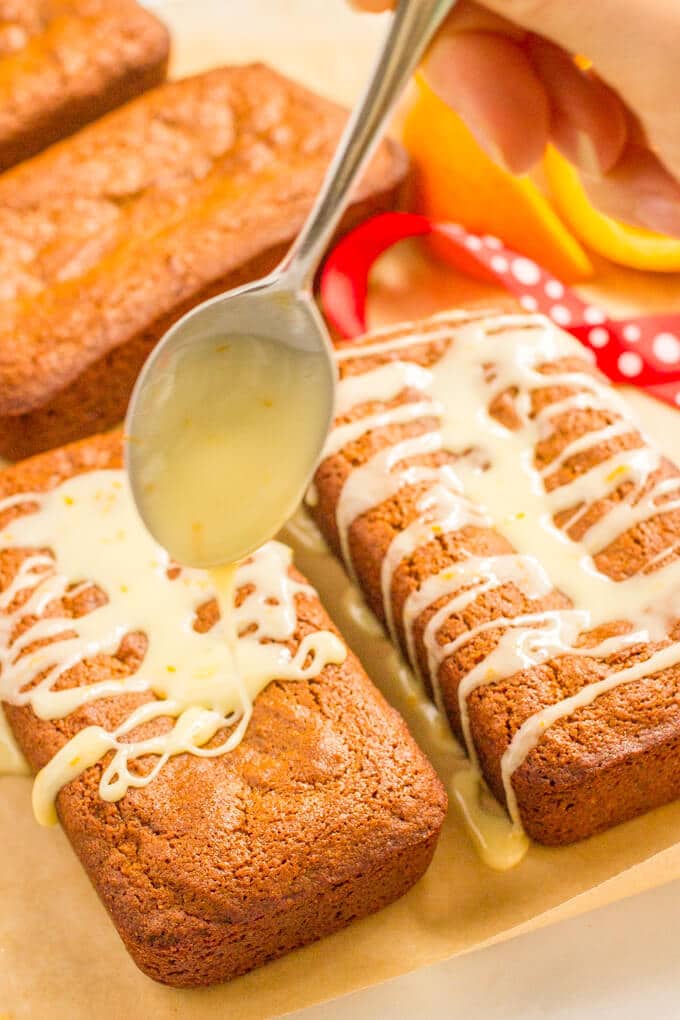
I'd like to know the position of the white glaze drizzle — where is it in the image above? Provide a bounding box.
[500,640,680,825]
[402,553,553,685]
[314,311,680,863]
[539,419,635,477]
[432,314,680,624]
[322,400,439,459]
[380,483,488,646]
[0,470,346,824]
[335,360,434,416]
[334,430,444,582]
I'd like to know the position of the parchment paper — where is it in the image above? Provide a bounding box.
[3,3,680,1018]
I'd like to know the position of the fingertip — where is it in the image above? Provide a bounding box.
[424,30,550,175]
[582,144,680,237]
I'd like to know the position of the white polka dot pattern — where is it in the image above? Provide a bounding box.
[545,279,564,299]
[583,306,607,325]
[550,304,571,326]
[511,257,541,285]
[653,332,680,365]
[618,352,643,377]
[588,327,609,348]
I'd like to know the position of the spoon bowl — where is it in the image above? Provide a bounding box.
[125,0,457,567]
[126,280,335,568]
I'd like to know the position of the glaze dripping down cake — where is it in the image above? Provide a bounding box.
[308,310,680,847]
[0,432,446,987]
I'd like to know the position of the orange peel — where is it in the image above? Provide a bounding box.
[401,77,593,283]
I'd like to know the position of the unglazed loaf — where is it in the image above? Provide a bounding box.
[0,0,169,169]
[0,64,408,459]
[308,310,680,846]
[0,432,446,986]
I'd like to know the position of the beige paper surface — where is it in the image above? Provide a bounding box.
[3,3,680,1018]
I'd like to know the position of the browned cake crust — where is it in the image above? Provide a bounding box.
[0,0,170,169]
[309,315,680,847]
[0,433,446,986]
[0,65,408,459]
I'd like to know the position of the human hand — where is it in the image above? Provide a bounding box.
[352,0,680,237]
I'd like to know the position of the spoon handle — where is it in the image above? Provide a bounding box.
[278,0,457,291]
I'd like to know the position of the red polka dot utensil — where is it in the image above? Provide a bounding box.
[320,212,680,410]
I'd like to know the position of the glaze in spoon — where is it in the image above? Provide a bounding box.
[125,0,456,568]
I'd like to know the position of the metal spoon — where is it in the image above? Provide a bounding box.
[125,0,456,568]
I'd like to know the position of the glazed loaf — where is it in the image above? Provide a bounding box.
[0,432,446,986]
[0,0,169,169]
[308,310,680,846]
[0,64,407,460]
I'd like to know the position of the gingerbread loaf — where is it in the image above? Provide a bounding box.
[0,64,408,460]
[308,310,680,846]
[0,431,446,986]
[0,0,169,170]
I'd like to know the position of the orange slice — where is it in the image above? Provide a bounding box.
[401,77,593,283]
[544,145,680,272]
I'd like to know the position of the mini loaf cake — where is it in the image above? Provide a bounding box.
[0,432,446,987]
[0,64,408,460]
[308,310,680,847]
[0,0,169,169]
